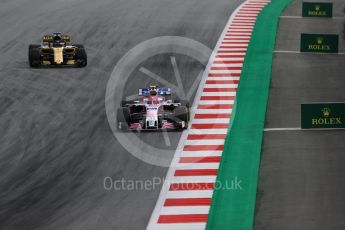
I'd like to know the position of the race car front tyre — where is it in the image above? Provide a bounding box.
[28,45,41,68]
[75,44,87,67]
[174,106,189,129]
[117,107,130,131]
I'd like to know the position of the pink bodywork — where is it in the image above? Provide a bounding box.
[128,95,176,130]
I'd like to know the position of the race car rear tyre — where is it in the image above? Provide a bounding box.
[28,45,41,68]
[75,44,87,67]
[174,106,189,129]
[117,107,130,131]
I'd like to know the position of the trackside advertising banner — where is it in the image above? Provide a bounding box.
[302,2,333,17]
[300,33,338,53]
[301,103,345,129]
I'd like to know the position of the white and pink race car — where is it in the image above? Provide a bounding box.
[117,85,190,131]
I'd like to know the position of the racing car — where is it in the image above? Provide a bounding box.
[28,32,87,68]
[117,85,190,131]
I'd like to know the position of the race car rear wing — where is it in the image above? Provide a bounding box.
[138,87,171,96]
[42,34,71,43]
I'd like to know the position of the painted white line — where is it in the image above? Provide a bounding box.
[185,139,226,145]
[208,70,242,74]
[274,50,299,53]
[243,4,265,7]
[264,127,301,131]
[149,223,206,230]
[226,32,252,35]
[218,45,247,49]
[188,128,229,134]
[233,16,257,19]
[222,39,250,42]
[166,190,214,198]
[204,83,239,88]
[160,206,210,215]
[231,21,256,24]
[228,26,254,28]
[216,51,246,54]
[211,63,243,67]
[224,35,251,38]
[180,151,223,157]
[220,43,248,46]
[238,10,261,13]
[228,28,253,31]
[175,162,220,169]
[220,44,248,48]
[236,14,258,17]
[192,118,230,123]
[246,3,268,6]
[214,57,245,61]
[193,109,233,115]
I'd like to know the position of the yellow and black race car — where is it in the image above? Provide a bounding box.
[28,32,87,68]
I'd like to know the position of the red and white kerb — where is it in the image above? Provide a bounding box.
[147,1,271,229]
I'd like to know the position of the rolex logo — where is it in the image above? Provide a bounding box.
[315,5,320,11]
[322,107,331,117]
[316,36,324,45]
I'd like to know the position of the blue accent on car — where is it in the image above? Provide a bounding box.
[138,87,171,96]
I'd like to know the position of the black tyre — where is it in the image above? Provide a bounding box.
[121,100,127,107]
[28,45,41,68]
[74,44,87,67]
[180,100,190,108]
[130,113,144,122]
[121,100,135,107]
[173,97,190,108]
[174,106,189,129]
[117,107,130,131]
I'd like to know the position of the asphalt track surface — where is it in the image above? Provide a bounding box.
[0,0,244,229]
[255,0,345,229]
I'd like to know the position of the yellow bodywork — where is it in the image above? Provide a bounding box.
[53,47,64,64]
[66,60,75,65]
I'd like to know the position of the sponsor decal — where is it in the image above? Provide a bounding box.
[302,2,332,18]
[300,33,338,53]
[301,103,345,129]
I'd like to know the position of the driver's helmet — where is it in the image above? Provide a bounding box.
[53,34,62,42]
[149,84,158,96]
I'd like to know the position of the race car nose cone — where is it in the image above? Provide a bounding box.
[53,47,64,64]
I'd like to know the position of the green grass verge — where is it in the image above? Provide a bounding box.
[206,0,294,229]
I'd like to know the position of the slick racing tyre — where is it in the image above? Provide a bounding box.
[174,106,189,130]
[28,45,41,68]
[117,107,130,131]
[75,44,87,67]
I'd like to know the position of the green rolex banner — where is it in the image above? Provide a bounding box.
[301,103,345,129]
[302,2,333,17]
[300,33,338,53]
